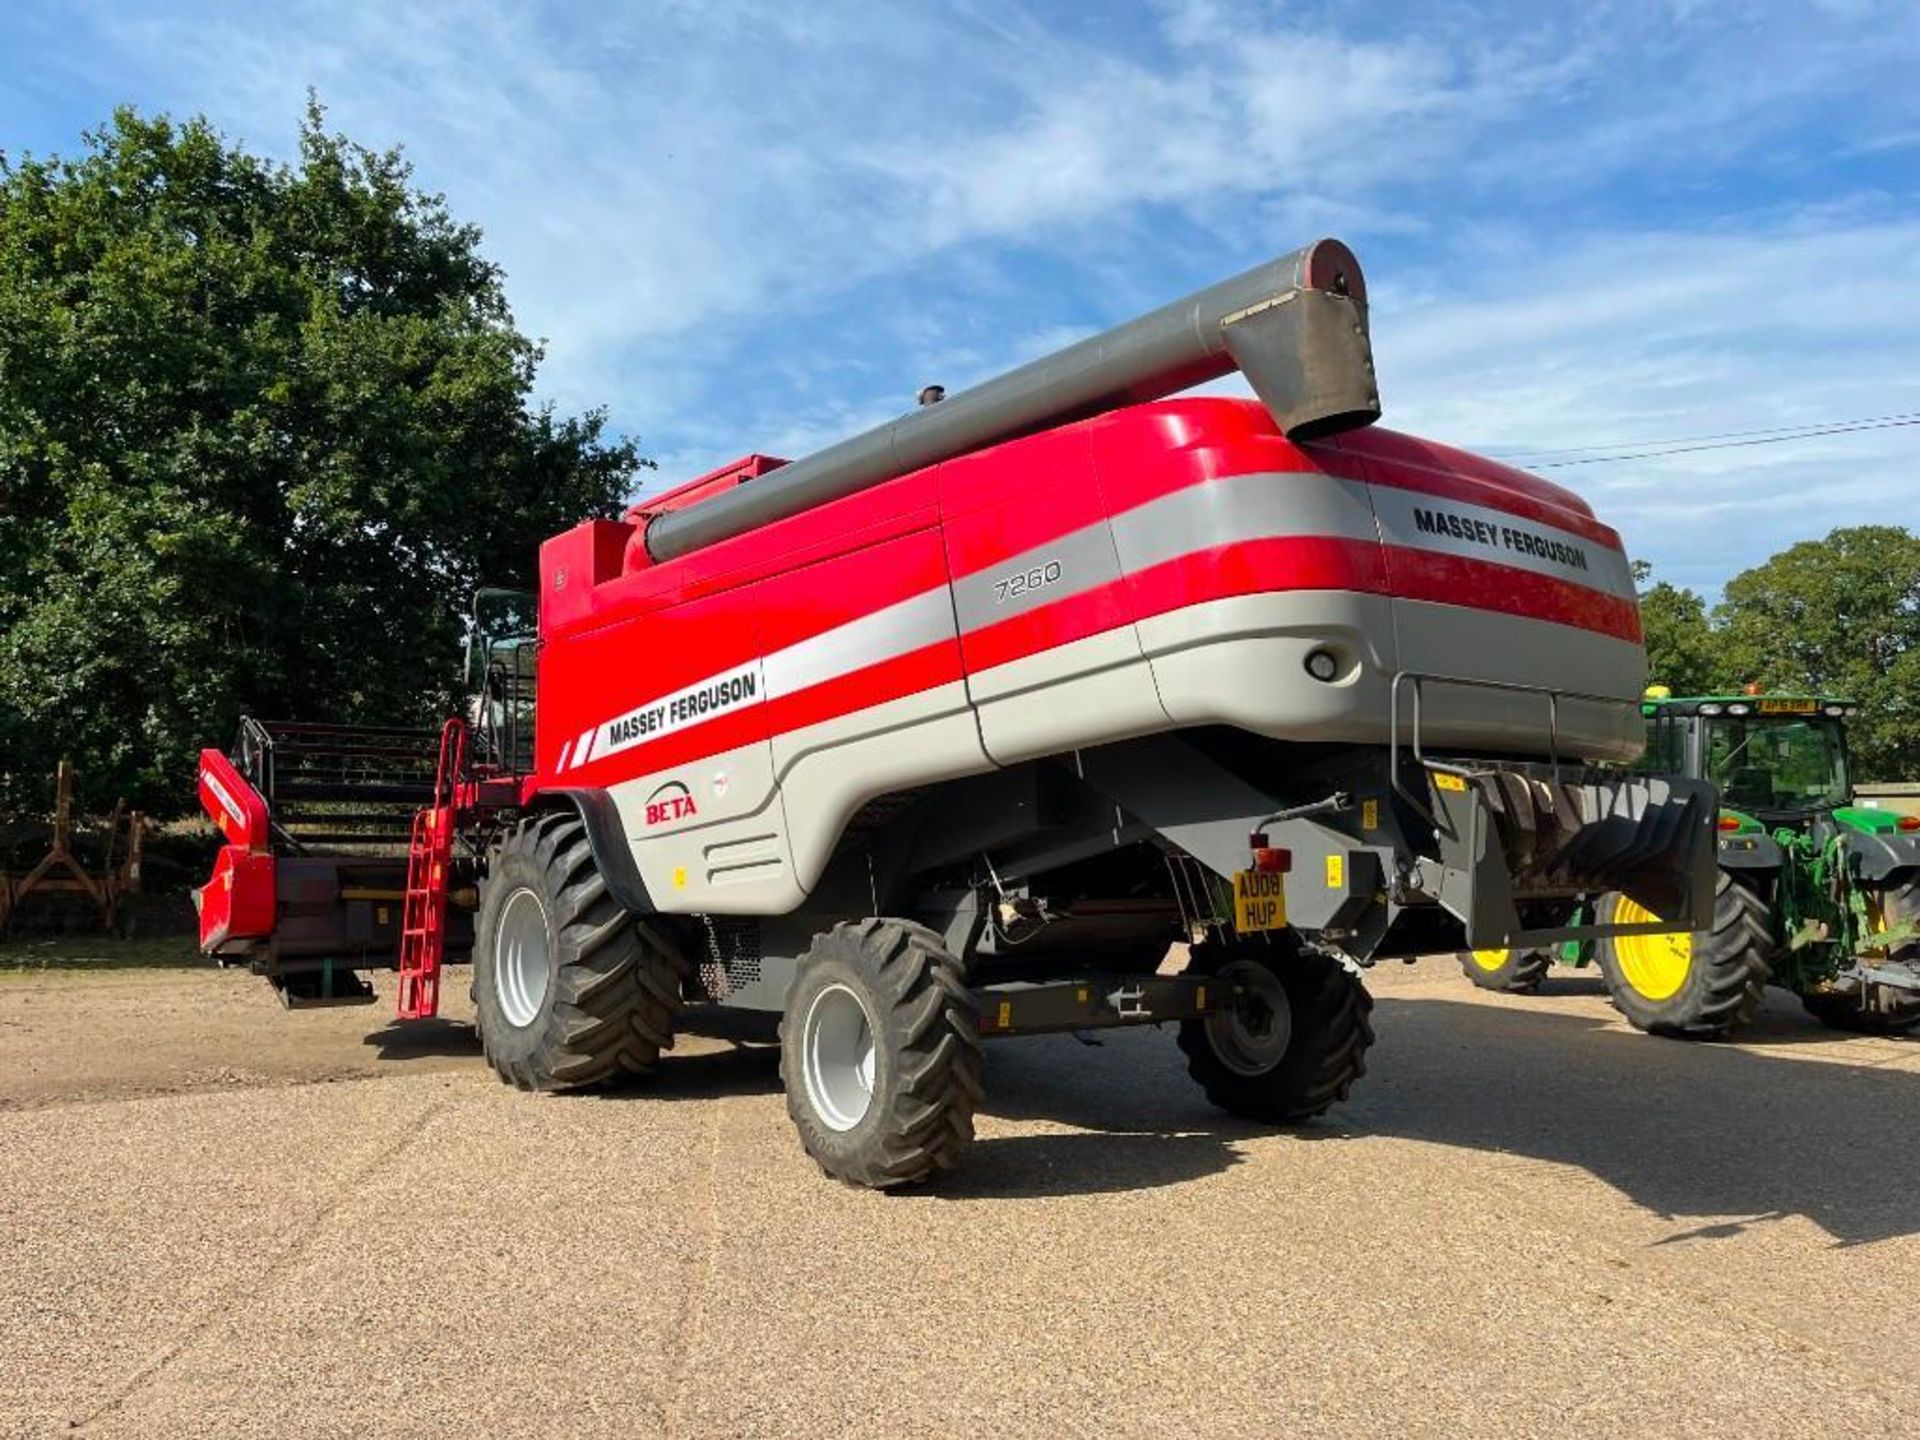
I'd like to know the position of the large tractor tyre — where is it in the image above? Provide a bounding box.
[780,918,983,1189]
[473,813,690,1090]
[1596,872,1772,1039]
[1456,946,1552,994]
[1802,871,1920,1035]
[1178,936,1374,1122]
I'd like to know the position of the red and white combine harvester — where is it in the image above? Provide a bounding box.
[197,240,1715,1186]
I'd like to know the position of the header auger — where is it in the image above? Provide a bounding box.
[197,239,1716,1187]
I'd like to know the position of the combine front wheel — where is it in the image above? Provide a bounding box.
[1456,946,1551,993]
[472,814,690,1089]
[1595,873,1771,1039]
[780,919,982,1188]
[1178,936,1374,1121]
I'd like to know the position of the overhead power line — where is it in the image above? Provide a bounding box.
[1490,411,1920,460]
[1488,413,1920,469]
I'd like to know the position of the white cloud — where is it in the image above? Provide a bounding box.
[1376,220,1920,594]
[23,0,1920,595]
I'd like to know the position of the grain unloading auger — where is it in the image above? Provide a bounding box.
[197,238,1717,1186]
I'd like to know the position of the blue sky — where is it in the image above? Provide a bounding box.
[4,0,1917,597]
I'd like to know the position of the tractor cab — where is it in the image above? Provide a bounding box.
[1639,693,1859,828]
[1466,688,1920,1037]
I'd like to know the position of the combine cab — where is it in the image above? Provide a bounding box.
[197,238,1717,1186]
[1461,692,1920,1036]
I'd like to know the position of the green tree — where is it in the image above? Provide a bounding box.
[1715,526,1920,782]
[0,104,643,813]
[1632,560,1723,697]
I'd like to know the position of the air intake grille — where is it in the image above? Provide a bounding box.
[698,918,762,999]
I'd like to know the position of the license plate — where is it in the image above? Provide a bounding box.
[1758,698,1816,714]
[1232,869,1288,933]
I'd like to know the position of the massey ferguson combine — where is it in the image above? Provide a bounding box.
[197,239,1717,1187]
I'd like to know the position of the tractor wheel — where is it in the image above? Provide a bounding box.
[1595,872,1771,1039]
[473,813,690,1089]
[1456,946,1552,993]
[1802,871,1920,1035]
[780,918,983,1188]
[1178,935,1374,1122]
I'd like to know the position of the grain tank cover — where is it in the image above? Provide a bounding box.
[643,237,1380,563]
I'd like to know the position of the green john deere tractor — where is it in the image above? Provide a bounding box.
[1459,692,1920,1039]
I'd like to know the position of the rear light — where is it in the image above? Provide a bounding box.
[1717,814,1743,832]
[1899,816,1920,833]
[1253,846,1292,873]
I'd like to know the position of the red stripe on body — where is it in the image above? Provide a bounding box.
[1380,545,1642,643]
[566,641,963,785]
[961,580,1137,673]
[1123,536,1393,624]
[569,703,770,783]
[761,642,965,740]
[1125,536,1639,643]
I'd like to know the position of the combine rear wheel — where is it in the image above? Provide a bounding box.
[1596,872,1771,1039]
[473,814,690,1089]
[1803,872,1920,1035]
[1456,946,1551,993]
[1178,936,1373,1121]
[780,919,982,1188]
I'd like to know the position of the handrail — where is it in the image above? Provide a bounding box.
[1387,670,1640,829]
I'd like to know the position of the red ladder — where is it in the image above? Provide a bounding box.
[396,718,468,1020]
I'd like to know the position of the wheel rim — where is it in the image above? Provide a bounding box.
[802,983,878,1131]
[1612,895,1692,1001]
[1206,960,1293,1076]
[494,887,552,1028]
[1469,947,1513,973]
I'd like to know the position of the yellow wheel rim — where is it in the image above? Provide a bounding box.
[1612,896,1693,1001]
[1470,948,1513,973]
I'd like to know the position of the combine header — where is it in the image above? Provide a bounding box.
[198,238,1716,1186]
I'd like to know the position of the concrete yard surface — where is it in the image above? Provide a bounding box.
[4,957,1919,1438]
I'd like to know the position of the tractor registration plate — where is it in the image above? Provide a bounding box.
[1232,869,1288,933]
[1758,698,1817,714]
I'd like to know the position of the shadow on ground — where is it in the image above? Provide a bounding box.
[1350,993,1920,1247]
[363,1018,483,1062]
[358,975,1920,1229]
[949,995,1920,1226]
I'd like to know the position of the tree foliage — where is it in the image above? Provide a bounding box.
[1715,527,1920,782]
[0,104,642,812]
[1632,560,1722,698]
[1634,530,1920,783]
